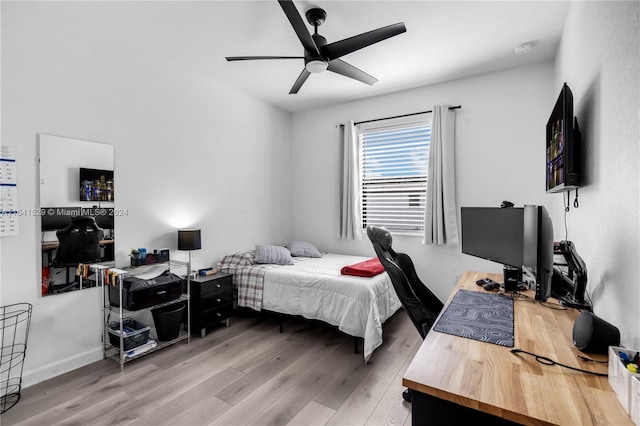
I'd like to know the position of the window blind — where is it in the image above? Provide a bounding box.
[360,123,430,233]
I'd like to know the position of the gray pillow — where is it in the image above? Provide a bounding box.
[254,244,294,265]
[287,241,322,258]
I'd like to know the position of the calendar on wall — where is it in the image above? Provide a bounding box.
[1,145,19,236]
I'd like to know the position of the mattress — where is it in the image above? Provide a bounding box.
[261,253,402,362]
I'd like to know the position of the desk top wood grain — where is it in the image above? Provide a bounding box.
[403,271,631,426]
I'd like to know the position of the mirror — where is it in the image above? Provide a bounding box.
[39,134,115,296]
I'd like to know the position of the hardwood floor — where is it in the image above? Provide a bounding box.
[2,309,421,426]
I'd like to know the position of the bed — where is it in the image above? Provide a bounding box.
[218,246,402,362]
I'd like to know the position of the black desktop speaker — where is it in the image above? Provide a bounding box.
[572,311,620,354]
[503,265,522,293]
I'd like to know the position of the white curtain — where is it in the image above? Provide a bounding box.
[424,105,459,245]
[340,121,363,240]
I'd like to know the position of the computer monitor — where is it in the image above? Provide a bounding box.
[41,207,79,232]
[522,205,554,302]
[460,207,524,268]
[461,205,554,301]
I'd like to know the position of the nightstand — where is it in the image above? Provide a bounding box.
[190,272,234,338]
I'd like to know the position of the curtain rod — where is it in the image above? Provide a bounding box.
[352,105,461,126]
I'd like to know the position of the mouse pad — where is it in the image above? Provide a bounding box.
[432,289,514,347]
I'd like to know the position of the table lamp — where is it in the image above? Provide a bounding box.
[178,228,201,279]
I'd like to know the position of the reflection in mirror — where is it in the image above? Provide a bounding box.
[39,134,115,296]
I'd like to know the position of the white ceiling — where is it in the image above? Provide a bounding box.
[94,1,570,113]
[207,1,571,112]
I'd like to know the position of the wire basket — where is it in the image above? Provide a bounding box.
[1,303,33,414]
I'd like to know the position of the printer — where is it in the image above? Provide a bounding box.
[109,271,184,311]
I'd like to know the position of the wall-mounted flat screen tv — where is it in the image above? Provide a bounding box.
[546,83,581,193]
[79,168,114,202]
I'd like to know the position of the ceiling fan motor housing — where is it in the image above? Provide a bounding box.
[305,34,327,60]
[304,33,328,73]
[303,8,329,73]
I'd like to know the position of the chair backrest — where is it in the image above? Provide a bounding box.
[54,216,104,265]
[367,225,444,339]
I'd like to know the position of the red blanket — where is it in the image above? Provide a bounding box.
[340,257,385,277]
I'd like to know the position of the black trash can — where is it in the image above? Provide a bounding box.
[151,302,185,341]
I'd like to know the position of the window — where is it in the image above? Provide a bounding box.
[359,120,431,234]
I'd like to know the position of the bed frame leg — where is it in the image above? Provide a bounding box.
[354,337,359,354]
[279,318,284,333]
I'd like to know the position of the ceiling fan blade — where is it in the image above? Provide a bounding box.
[278,0,320,56]
[289,68,311,94]
[327,59,378,86]
[323,22,406,60]
[226,56,304,61]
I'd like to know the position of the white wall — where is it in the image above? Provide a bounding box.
[553,1,640,349]
[290,62,556,303]
[1,2,292,386]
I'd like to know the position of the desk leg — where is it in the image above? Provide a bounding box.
[411,391,517,426]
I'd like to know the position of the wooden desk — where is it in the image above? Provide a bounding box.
[403,271,631,426]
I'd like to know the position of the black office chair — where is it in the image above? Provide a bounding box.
[367,225,444,402]
[52,216,104,292]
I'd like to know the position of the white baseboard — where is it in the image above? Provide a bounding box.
[21,347,104,389]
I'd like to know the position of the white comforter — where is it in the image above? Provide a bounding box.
[261,253,402,362]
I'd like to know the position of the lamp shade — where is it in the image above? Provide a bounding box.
[178,229,201,251]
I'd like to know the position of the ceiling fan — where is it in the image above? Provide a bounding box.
[225,0,406,94]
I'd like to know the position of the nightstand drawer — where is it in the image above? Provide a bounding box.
[202,304,233,325]
[199,276,233,298]
[201,291,233,310]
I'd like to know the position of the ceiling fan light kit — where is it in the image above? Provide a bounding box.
[306,59,328,73]
[225,0,406,94]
